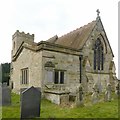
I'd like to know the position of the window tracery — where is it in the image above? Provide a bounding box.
[94,38,104,70]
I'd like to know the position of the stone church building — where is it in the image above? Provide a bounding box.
[10,11,117,104]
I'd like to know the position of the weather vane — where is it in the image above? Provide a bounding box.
[96,9,100,17]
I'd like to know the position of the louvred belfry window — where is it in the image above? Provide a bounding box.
[94,38,104,70]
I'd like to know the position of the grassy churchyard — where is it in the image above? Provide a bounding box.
[1,92,119,119]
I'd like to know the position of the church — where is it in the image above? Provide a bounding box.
[10,10,117,104]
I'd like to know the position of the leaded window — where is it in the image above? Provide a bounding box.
[54,70,64,84]
[94,38,104,70]
[21,68,29,84]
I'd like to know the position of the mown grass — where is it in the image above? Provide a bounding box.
[2,92,119,119]
[2,93,20,118]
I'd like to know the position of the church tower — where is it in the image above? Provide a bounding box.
[11,30,34,56]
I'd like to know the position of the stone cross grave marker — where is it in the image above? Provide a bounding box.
[0,83,11,106]
[20,86,41,119]
[104,83,111,102]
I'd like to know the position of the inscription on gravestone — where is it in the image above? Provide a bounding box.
[20,86,41,119]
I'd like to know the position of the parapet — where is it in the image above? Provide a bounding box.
[12,30,34,42]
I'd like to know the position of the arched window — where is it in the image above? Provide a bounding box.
[94,38,104,70]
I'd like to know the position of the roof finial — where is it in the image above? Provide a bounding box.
[96,9,100,17]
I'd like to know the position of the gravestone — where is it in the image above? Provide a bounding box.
[0,83,2,87]
[104,83,111,102]
[75,85,84,106]
[115,82,120,96]
[20,86,41,119]
[91,84,99,104]
[0,83,11,106]
[0,86,1,106]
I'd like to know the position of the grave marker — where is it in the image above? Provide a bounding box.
[91,84,99,104]
[20,86,41,119]
[115,82,120,96]
[0,84,11,106]
[75,85,84,106]
[104,83,111,102]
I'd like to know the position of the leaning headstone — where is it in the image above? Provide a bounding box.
[75,85,84,106]
[104,83,111,102]
[91,84,99,104]
[20,86,41,119]
[0,84,11,106]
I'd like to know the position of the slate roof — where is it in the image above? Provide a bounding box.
[47,20,96,50]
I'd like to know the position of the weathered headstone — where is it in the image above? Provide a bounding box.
[0,84,11,106]
[0,83,2,87]
[75,85,84,106]
[115,82,120,96]
[20,86,41,119]
[0,86,1,106]
[91,84,99,104]
[104,83,111,102]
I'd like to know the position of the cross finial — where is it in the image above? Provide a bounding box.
[96,9,100,17]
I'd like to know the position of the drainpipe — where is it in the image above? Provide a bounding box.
[79,55,83,83]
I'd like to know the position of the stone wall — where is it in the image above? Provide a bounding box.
[11,41,116,94]
[12,30,34,56]
[42,50,80,93]
[11,48,42,93]
[81,19,116,93]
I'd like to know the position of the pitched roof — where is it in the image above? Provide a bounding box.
[47,20,96,50]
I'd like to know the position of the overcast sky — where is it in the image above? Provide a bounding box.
[0,0,118,77]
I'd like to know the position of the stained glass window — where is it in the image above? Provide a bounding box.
[94,38,104,70]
